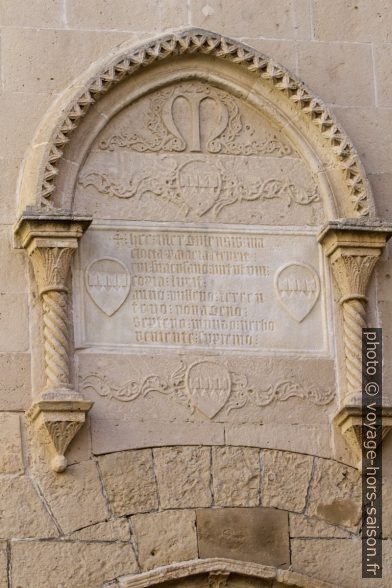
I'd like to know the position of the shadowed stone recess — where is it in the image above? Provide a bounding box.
[196,507,290,568]
[307,459,361,530]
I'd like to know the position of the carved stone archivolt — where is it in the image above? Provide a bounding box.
[319,219,392,469]
[18,28,373,219]
[14,212,93,472]
[113,558,334,588]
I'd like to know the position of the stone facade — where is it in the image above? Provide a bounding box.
[1,2,392,587]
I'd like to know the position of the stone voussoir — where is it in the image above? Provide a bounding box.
[98,449,158,517]
[153,446,212,509]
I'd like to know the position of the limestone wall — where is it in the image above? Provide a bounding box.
[1,2,392,587]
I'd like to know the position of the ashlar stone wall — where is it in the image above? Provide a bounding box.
[1,2,392,587]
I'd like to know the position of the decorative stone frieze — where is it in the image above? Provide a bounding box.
[14,210,92,472]
[318,219,392,469]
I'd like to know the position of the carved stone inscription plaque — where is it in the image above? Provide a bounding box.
[74,223,330,356]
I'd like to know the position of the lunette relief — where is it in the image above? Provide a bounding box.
[75,80,323,226]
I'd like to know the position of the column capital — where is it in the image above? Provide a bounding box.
[318,219,392,303]
[14,208,92,250]
[318,218,392,256]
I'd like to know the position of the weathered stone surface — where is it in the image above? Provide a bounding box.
[225,423,332,459]
[11,540,137,588]
[0,0,64,27]
[212,447,260,507]
[0,293,29,353]
[289,514,352,538]
[0,228,27,293]
[313,0,392,42]
[98,449,158,516]
[0,476,58,538]
[34,460,109,534]
[0,92,54,161]
[67,0,162,30]
[261,450,313,513]
[91,418,225,455]
[275,568,335,588]
[0,542,6,588]
[380,434,392,539]
[0,413,23,474]
[69,519,130,541]
[374,44,392,109]
[307,459,361,529]
[154,446,212,509]
[0,157,21,224]
[292,538,392,587]
[0,353,30,411]
[333,106,392,175]
[298,41,374,107]
[132,510,197,571]
[190,0,310,39]
[1,29,133,94]
[368,173,392,222]
[197,507,290,567]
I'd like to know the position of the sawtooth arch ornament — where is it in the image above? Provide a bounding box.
[17,26,374,218]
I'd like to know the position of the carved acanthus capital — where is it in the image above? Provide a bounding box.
[28,245,76,295]
[14,211,91,286]
[329,252,379,303]
[318,219,392,303]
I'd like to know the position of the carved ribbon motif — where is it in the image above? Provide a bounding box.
[81,360,334,420]
[79,163,319,218]
[98,83,293,157]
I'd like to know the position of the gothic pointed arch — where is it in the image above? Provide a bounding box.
[17,26,374,220]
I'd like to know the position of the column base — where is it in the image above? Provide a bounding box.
[28,388,93,472]
[335,403,392,473]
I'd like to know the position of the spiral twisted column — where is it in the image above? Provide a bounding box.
[342,296,367,398]
[318,221,392,470]
[42,290,70,388]
[15,214,93,471]
[329,252,379,400]
[29,245,76,391]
